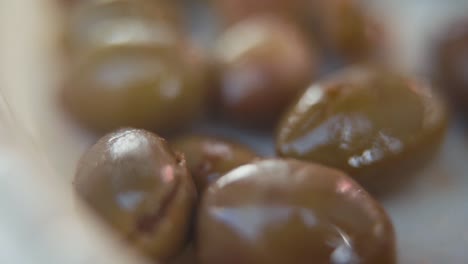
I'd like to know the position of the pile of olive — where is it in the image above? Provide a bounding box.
[64,0,453,263]
[75,128,397,264]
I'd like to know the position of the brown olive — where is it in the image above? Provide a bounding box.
[172,135,259,192]
[214,15,319,127]
[197,159,396,264]
[310,0,382,61]
[62,0,209,134]
[65,0,182,54]
[62,45,206,133]
[276,65,448,194]
[74,128,197,261]
[434,18,468,115]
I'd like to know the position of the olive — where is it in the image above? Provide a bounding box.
[434,18,468,116]
[276,65,448,194]
[197,159,396,264]
[65,0,182,54]
[172,135,259,192]
[214,15,319,127]
[62,45,206,133]
[310,0,382,61]
[74,128,197,261]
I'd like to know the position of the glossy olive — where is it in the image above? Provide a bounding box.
[62,45,205,133]
[276,65,448,193]
[172,135,259,192]
[311,0,381,61]
[214,15,319,127]
[66,0,181,54]
[74,128,196,261]
[434,18,468,115]
[197,159,396,264]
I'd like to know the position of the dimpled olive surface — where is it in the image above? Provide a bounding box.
[214,15,318,127]
[172,135,259,192]
[62,46,205,133]
[435,19,468,115]
[276,65,448,193]
[197,159,396,264]
[74,128,196,261]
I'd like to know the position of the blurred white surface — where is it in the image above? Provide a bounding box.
[0,1,150,264]
[1,0,468,263]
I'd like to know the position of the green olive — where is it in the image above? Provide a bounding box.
[74,128,196,261]
[276,65,448,194]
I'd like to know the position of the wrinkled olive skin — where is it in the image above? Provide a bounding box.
[65,0,181,54]
[276,66,448,194]
[197,159,396,264]
[74,129,197,261]
[62,46,205,133]
[434,19,468,115]
[214,15,319,127]
[172,135,259,192]
[310,0,381,61]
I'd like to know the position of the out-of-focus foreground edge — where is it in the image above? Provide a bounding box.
[0,1,152,264]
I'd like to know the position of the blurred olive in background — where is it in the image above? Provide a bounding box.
[197,159,396,264]
[308,0,383,61]
[65,0,182,54]
[212,0,382,61]
[74,129,197,261]
[213,15,319,128]
[172,135,259,192]
[62,46,206,134]
[61,0,211,134]
[276,65,448,194]
[434,18,468,116]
